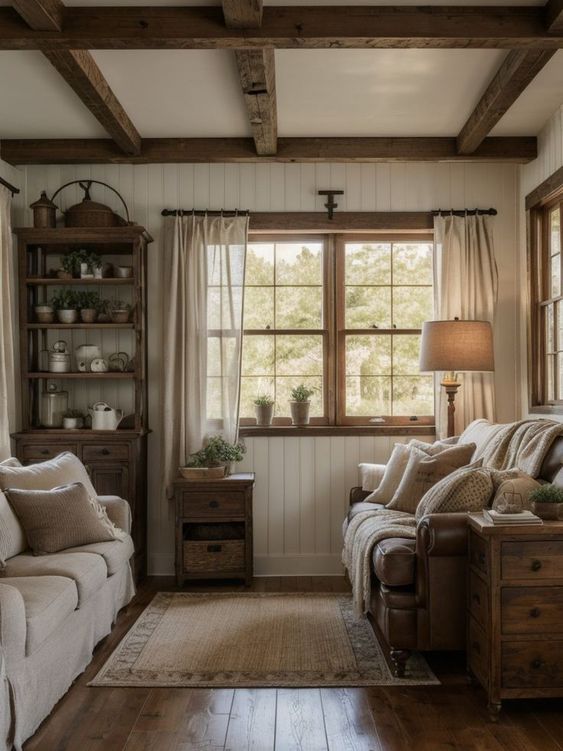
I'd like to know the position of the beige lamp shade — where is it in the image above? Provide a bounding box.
[419,319,494,373]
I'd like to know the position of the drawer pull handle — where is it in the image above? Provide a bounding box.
[531,559,542,572]
[472,593,481,605]
[209,500,219,509]
[101,448,110,455]
[472,641,481,655]
[531,658,543,670]
[530,607,541,619]
[207,544,222,553]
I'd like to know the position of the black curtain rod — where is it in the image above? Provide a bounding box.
[0,175,20,197]
[431,208,497,217]
[161,208,250,217]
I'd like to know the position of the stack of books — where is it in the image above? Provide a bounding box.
[483,509,543,525]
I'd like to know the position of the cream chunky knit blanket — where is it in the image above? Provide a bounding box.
[477,418,563,477]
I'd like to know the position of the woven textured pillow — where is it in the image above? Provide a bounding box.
[386,442,477,514]
[364,443,411,504]
[415,462,493,521]
[5,482,118,556]
[492,474,540,513]
[0,489,26,569]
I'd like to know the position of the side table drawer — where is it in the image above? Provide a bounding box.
[183,540,245,573]
[21,443,77,462]
[183,492,245,518]
[469,531,489,576]
[502,586,563,634]
[503,641,563,688]
[468,616,489,688]
[502,541,563,580]
[469,572,489,628]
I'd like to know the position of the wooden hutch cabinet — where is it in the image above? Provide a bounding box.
[11,226,152,580]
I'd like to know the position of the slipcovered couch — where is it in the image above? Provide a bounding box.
[0,456,136,751]
[345,420,563,677]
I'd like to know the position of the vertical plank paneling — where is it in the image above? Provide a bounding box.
[268,436,285,556]
[252,437,269,558]
[283,437,301,555]
[329,437,346,554]
[314,437,332,556]
[299,437,316,555]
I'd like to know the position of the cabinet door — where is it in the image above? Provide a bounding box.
[88,463,129,500]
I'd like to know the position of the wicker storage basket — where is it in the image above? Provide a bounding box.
[183,540,245,573]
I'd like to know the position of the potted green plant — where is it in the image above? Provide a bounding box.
[109,300,132,323]
[97,298,112,323]
[76,290,101,323]
[62,409,85,430]
[529,484,563,520]
[57,253,76,280]
[289,383,315,426]
[51,289,79,324]
[180,435,246,479]
[254,394,274,426]
[75,249,102,279]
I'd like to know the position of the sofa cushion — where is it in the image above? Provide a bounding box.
[0,451,97,498]
[0,490,26,569]
[379,584,416,610]
[1,575,78,655]
[61,534,134,576]
[2,551,107,605]
[373,538,416,587]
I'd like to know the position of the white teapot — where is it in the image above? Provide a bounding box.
[88,401,123,430]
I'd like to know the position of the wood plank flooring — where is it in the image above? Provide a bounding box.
[23,576,563,751]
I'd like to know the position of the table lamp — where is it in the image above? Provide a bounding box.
[419,318,494,437]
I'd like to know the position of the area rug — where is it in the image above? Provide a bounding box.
[90,592,438,688]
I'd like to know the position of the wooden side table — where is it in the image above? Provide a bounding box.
[467,513,563,718]
[174,472,254,586]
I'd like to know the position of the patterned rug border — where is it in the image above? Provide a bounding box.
[89,592,439,688]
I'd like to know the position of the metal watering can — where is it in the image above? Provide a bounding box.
[88,401,123,430]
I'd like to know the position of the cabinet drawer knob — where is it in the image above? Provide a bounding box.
[531,559,542,572]
[531,658,543,670]
[530,607,541,619]
[209,500,219,509]
[472,641,481,655]
[207,544,222,553]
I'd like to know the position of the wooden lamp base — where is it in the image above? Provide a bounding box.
[441,377,461,438]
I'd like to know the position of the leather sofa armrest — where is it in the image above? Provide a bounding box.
[0,583,26,667]
[349,487,371,506]
[416,513,469,557]
[97,496,132,534]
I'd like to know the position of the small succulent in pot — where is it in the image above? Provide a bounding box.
[75,290,101,323]
[254,394,274,426]
[529,484,563,520]
[289,383,315,426]
[50,289,79,324]
[62,409,85,430]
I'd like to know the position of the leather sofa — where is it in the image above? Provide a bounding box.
[347,433,563,678]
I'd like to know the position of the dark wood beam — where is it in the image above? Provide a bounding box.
[525,163,563,209]
[12,0,62,31]
[457,49,557,155]
[42,50,141,155]
[546,0,563,33]
[222,0,262,28]
[248,211,434,232]
[0,6,561,50]
[0,136,537,165]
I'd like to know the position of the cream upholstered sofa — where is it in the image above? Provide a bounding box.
[0,455,136,751]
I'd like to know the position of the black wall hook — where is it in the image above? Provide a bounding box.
[318,190,344,220]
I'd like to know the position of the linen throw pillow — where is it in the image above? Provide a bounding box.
[386,442,477,514]
[0,457,22,468]
[0,490,26,569]
[363,443,411,504]
[0,451,97,498]
[5,482,118,556]
[415,462,493,521]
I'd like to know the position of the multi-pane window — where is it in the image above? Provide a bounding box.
[240,233,434,426]
[531,197,563,407]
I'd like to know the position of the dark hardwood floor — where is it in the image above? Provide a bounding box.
[23,576,563,751]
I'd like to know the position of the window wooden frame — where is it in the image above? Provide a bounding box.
[241,230,435,428]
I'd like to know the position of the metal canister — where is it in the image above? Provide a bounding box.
[48,340,71,373]
[40,383,68,428]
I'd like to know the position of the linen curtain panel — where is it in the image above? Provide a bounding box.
[433,213,498,437]
[0,185,17,460]
[160,213,248,495]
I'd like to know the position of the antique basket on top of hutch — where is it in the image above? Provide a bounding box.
[11,224,152,581]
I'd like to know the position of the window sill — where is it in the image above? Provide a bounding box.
[528,405,563,415]
[239,425,436,438]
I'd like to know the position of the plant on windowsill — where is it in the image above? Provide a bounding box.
[289,384,315,427]
[50,289,79,324]
[180,436,247,480]
[254,394,275,426]
[529,484,563,520]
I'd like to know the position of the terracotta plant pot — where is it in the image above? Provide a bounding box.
[56,309,78,324]
[34,305,54,323]
[80,308,98,323]
[255,403,274,426]
[532,501,563,520]
[290,400,311,426]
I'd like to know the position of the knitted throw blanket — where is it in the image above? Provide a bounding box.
[478,419,563,477]
[342,507,416,617]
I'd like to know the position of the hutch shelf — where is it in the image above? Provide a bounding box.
[11,226,152,580]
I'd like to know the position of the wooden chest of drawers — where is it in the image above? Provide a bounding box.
[467,514,563,717]
[174,473,254,586]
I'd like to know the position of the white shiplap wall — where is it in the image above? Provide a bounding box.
[9,161,520,575]
[520,106,563,420]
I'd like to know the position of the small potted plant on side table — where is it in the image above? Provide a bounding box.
[289,383,314,426]
[254,394,274,426]
[529,484,563,520]
[180,436,246,479]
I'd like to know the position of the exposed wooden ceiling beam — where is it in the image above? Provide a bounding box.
[222,0,262,28]
[546,0,563,32]
[0,5,561,50]
[457,49,556,155]
[12,1,141,155]
[0,137,537,165]
[234,49,277,156]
